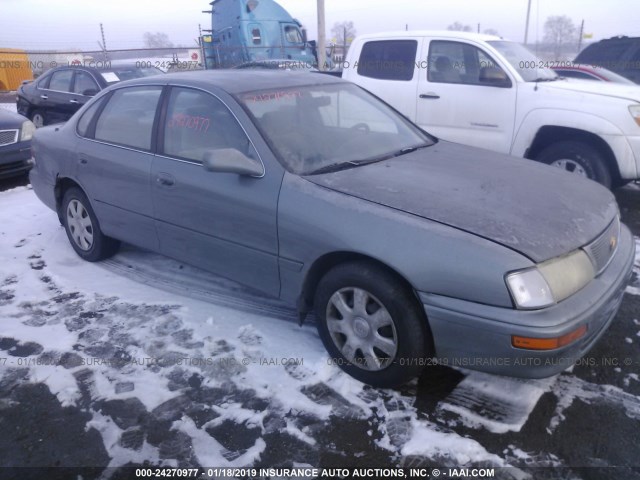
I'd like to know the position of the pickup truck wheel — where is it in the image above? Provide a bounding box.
[314,261,430,387]
[536,141,612,189]
[62,187,120,262]
[30,110,46,128]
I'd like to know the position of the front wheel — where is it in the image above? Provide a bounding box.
[314,261,430,387]
[536,140,612,189]
[61,187,120,261]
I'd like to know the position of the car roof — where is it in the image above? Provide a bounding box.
[115,70,345,94]
[353,30,503,42]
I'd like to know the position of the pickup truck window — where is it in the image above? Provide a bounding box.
[427,40,508,87]
[357,40,417,81]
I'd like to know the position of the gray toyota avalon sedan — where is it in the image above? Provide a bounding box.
[29,71,635,387]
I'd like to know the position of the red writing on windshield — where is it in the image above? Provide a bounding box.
[169,114,210,133]
[243,91,302,103]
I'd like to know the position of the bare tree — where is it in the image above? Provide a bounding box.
[143,32,174,50]
[331,21,357,60]
[447,22,473,32]
[331,22,357,47]
[543,15,577,60]
[483,28,500,36]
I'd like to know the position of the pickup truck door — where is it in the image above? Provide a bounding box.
[415,39,517,153]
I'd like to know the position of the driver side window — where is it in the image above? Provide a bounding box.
[428,40,509,87]
[163,87,254,163]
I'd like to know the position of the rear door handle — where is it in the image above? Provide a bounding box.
[156,173,175,187]
[69,99,79,104]
[40,94,48,100]
[79,158,88,165]
[420,93,440,99]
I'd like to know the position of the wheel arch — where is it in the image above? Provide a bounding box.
[526,126,621,183]
[54,177,85,222]
[298,251,429,326]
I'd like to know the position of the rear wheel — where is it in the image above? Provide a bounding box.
[536,140,612,189]
[314,261,430,387]
[30,110,46,128]
[61,187,120,261]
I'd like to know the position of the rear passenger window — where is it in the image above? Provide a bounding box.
[163,87,253,162]
[94,86,162,150]
[48,70,74,92]
[357,40,417,81]
[77,96,107,137]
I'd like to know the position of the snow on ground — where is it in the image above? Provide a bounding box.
[0,103,17,113]
[0,186,639,473]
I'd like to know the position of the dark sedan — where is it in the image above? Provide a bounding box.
[0,108,34,179]
[29,71,635,387]
[16,64,163,127]
[552,64,636,84]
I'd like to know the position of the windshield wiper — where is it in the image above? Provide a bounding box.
[307,144,432,175]
[307,160,367,175]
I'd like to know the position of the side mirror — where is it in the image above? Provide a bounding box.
[203,148,263,177]
[301,28,308,44]
[82,88,99,97]
[479,67,512,88]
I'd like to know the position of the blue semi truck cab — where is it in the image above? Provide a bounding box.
[202,0,319,69]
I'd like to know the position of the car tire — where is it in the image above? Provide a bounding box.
[30,110,46,128]
[61,187,120,262]
[536,140,612,189]
[314,261,430,387]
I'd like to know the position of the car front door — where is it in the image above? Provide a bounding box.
[70,70,100,114]
[416,39,517,153]
[75,85,164,251]
[151,86,282,296]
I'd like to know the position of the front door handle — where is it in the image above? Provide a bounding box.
[420,93,440,99]
[156,173,175,187]
[40,94,48,100]
[69,99,79,104]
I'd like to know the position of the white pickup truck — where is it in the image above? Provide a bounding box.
[341,31,640,188]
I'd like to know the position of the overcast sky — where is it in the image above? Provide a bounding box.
[0,0,637,51]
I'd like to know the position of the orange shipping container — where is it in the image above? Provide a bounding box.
[0,48,33,91]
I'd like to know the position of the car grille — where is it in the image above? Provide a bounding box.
[583,216,620,275]
[0,129,19,147]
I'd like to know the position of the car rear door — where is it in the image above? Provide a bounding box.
[415,38,517,153]
[44,69,77,124]
[151,86,282,296]
[75,85,164,251]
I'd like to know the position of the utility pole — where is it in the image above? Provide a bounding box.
[99,23,108,62]
[578,19,585,52]
[524,0,532,45]
[317,0,326,70]
[477,23,480,34]
[343,25,347,63]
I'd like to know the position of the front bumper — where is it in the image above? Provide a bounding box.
[0,140,32,179]
[420,224,635,378]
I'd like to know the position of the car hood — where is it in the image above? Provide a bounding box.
[305,141,619,263]
[542,78,640,102]
[0,108,28,128]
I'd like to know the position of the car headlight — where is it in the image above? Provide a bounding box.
[630,105,640,127]
[506,250,595,310]
[20,120,36,141]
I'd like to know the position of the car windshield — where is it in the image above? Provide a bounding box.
[237,83,434,175]
[488,40,558,82]
[102,67,163,84]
